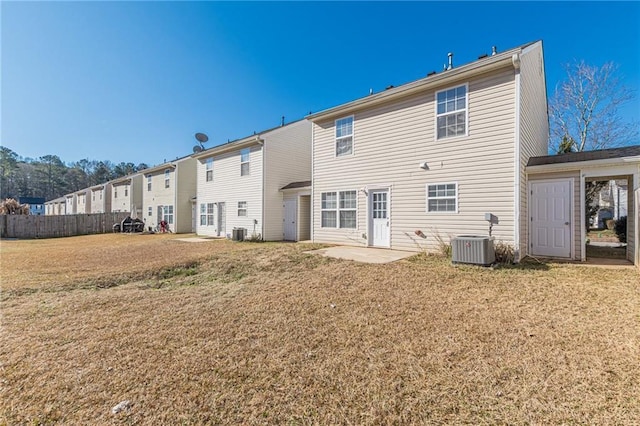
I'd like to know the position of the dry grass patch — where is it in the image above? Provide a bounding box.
[1,239,639,424]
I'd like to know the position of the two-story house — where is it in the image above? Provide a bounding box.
[307,41,548,261]
[110,173,143,218]
[65,193,77,215]
[142,156,197,233]
[90,183,111,214]
[193,119,312,240]
[75,189,91,214]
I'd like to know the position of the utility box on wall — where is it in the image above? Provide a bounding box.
[451,235,495,266]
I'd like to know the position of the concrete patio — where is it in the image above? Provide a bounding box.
[305,246,416,264]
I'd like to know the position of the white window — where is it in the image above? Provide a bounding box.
[163,205,174,224]
[200,204,207,225]
[339,190,357,228]
[147,175,152,191]
[237,201,247,217]
[124,186,128,197]
[92,193,95,201]
[436,85,467,139]
[148,206,152,216]
[114,187,118,198]
[164,170,170,188]
[240,149,250,176]
[321,190,357,228]
[427,183,457,213]
[335,116,353,156]
[205,158,213,182]
[321,192,337,227]
[207,203,214,225]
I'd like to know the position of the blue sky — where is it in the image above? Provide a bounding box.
[2,1,639,167]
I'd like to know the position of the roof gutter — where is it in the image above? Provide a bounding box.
[527,156,640,173]
[306,49,520,122]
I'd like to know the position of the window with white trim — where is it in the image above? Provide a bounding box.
[339,190,357,228]
[114,187,118,198]
[200,204,206,225]
[436,85,467,139]
[240,149,250,176]
[92,193,95,201]
[237,201,247,217]
[164,170,170,188]
[427,183,457,212]
[335,116,353,156]
[163,205,174,224]
[321,190,357,228]
[147,175,152,191]
[205,158,213,182]
[124,186,128,197]
[148,206,152,217]
[207,203,214,225]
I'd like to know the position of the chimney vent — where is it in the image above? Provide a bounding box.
[491,46,497,56]
[447,52,453,70]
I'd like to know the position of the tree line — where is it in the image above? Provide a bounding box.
[0,147,148,201]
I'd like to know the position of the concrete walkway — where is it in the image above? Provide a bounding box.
[306,246,416,264]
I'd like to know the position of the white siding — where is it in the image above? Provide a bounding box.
[111,175,143,217]
[518,42,549,259]
[90,185,111,214]
[312,66,518,252]
[299,194,311,241]
[175,158,197,233]
[196,145,264,238]
[263,120,312,240]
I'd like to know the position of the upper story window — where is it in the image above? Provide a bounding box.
[335,116,353,156]
[164,170,170,188]
[114,187,118,198]
[205,158,213,182]
[147,175,152,191]
[240,149,250,176]
[427,183,457,213]
[124,186,128,197]
[436,85,467,139]
[92,193,95,201]
[148,206,152,216]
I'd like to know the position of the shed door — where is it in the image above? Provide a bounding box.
[369,190,390,248]
[530,180,572,258]
[283,199,297,241]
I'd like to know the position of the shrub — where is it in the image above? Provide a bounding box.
[494,241,515,264]
[614,216,627,243]
[606,219,615,230]
[433,231,451,258]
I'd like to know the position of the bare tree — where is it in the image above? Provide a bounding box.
[549,61,638,153]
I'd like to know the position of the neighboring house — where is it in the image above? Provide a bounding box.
[18,197,45,215]
[75,189,92,214]
[307,41,548,260]
[142,156,197,233]
[45,197,66,215]
[65,193,77,215]
[110,173,143,218]
[90,183,112,214]
[527,145,639,266]
[193,119,312,240]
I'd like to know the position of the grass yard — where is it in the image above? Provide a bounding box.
[1,234,639,424]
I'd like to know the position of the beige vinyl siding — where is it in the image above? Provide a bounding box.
[90,185,111,214]
[65,194,76,215]
[196,145,264,238]
[112,182,133,213]
[518,41,549,260]
[143,168,176,231]
[263,120,312,241]
[528,171,582,260]
[175,158,197,233]
[76,191,91,214]
[312,66,517,252]
[299,195,311,240]
[111,175,143,217]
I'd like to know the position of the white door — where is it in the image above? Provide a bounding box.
[530,180,572,258]
[370,190,390,248]
[283,199,297,241]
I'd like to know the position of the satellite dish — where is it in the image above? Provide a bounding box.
[195,133,208,143]
[193,145,204,154]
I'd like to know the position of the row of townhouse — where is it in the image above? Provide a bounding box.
[44,40,640,265]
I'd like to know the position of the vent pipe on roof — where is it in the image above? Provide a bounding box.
[491,46,497,56]
[281,116,285,126]
[447,52,453,70]
[369,88,373,95]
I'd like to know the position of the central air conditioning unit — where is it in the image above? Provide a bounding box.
[451,235,495,266]
[232,227,246,241]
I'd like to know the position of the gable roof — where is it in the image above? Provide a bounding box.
[280,180,311,190]
[306,41,540,122]
[527,145,640,167]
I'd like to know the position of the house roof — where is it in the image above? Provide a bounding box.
[192,118,306,159]
[306,41,540,121]
[280,180,311,190]
[527,145,640,167]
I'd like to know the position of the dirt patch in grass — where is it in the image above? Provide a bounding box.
[1,238,639,424]
[586,244,628,259]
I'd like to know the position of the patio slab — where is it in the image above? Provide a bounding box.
[306,246,416,264]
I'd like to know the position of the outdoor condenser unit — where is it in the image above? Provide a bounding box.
[451,235,496,266]
[232,227,246,241]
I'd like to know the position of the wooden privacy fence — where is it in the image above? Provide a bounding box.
[0,212,131,239]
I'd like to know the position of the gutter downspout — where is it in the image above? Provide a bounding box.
[512,52,522,262]
[259,137,266,240]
